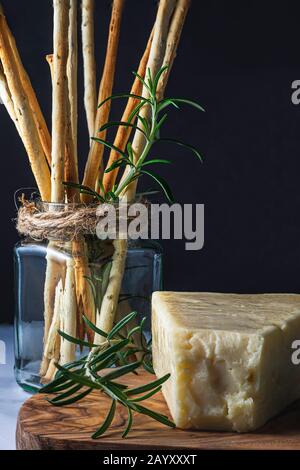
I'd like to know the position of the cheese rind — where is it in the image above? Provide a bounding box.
[152,292,300,432]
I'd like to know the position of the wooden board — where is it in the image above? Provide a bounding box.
[17,370,300,450]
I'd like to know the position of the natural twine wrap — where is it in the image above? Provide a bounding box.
[17,201,100,240]
[16,199,149,241]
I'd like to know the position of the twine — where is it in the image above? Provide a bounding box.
[16,201,101,240]
[16,199,149,241]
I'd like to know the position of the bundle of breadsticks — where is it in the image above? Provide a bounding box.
[0,0,190,382]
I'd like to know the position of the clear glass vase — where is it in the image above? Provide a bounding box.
[14,235,163,393]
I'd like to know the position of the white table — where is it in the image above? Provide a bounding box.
[0,326,29,450]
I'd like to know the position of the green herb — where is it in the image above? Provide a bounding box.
[39,311,174,438]
[64,65,204,203]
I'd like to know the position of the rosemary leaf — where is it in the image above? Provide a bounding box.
[101,382,127,404]
[152,65,169,93]
[89,339,130,367]
[167,97,205,112]
[47,388,92,407]
[107,311,138,339]
[83,315,108,338]
[132,404,175,428]
[99,121,147,138]
[58,330,98,348]
[92,400,116,439]
[158,137,203,162]
[129,385,162,403]
[40,311,173,438]
[91,137,127,158]
[102,361,140,381]
[140,170,175,203]
[142,359,155,375]
[126,374,171,396]
[98,93,150,109]
[44,379,76,394]
[54,364,103,389]
[50,383,83,403]
[122,406,133,439]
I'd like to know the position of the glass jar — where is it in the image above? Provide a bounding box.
[14,233,163,393]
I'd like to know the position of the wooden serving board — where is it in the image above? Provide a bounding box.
[17,370,300,450]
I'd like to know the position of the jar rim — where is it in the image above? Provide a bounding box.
[36,200,150,214]
[37,196,149,212]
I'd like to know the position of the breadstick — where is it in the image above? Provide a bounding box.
[65,1,79,201]
[60,256,77,364]
[67,0,78,168]
[73,240,95,343]
[96,1,177,337]
[44,279,63,359]
[82,0,125,200]
[0,5,52,165]
[94,239,127,343]
[65,82,79,201]
[120,0,176,201]
[0,15,51,201]
[145,0,177,83]
[82,0,97,138]
[46,52,79,201]
[51,0,69,203]
[0,64,21,133]
[102,29,153,193]
[46,54,54,81]
[42,1,70,381]
[40,243,63,376]
[156,0,191,100]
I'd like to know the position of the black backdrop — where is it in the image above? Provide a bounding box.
[2,0,300,323]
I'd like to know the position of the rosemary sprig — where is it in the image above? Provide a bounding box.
[39,311,174,439]
[64,65,204,203]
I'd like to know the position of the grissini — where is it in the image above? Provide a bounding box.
[65,79,79,201]
[82,0,125,200]
[44,279,63,359]
[40,243,63,377]
[94,239,127,343]
[144,0,177,84]
[67,0,78,172]
[48,29,91,346]
[51,0,69,203]
[60,255,77,364]
[73,240,96,343]
[102,29,153,194]
[82,0,97,138]
[68,4,94,344]
[0,15,51,201]
[0,4,52,166]
[120,0,177,201]
[41,0,70,381]
[96,0,176,339]
[65,1,79,201]
[0,63,21,134]
[65,3,80,201]
[46,54,54,81]
[41,279,61,384]
[47,52,79,201]
[156,0,191,100]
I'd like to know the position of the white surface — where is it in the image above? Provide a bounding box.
[0,326,29,450]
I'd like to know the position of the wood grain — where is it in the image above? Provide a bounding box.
[16,370,300,450]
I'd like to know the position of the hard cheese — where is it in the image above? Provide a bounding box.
[152,292,300,432]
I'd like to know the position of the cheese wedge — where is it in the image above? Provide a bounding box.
[152,292,300,432]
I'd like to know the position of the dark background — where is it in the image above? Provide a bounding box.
[1,0,300,323]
